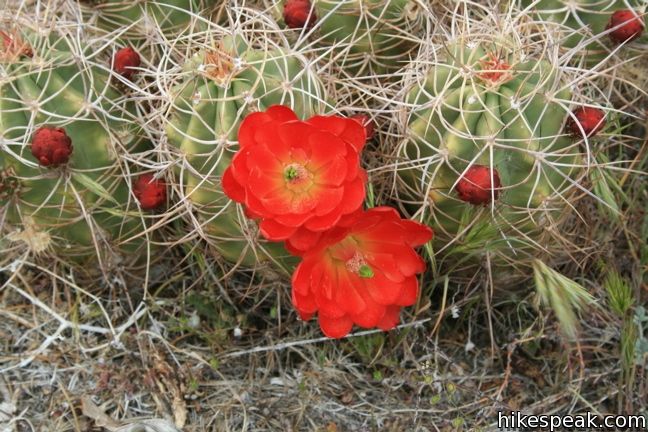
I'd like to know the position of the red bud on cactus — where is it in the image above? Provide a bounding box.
[567,107,606,138]
[133,174,166,210]
[456,165,501,205]
[606,10,645,44]
[30,126,73,167]
[113,47,140,79]
[350,114,375,140]
[283,0,317,29]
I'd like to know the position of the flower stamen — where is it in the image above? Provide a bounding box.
[284,163,308,183]
[346,252,374,278]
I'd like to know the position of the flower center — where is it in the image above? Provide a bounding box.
[346,252,374,278]
[284,163,308,183]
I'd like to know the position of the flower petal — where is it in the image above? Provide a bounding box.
[308,131,347,169]
[337,174,366,215]
[335,271,366,315]
[316,156,348,187]
[376,306,401,331]
[394,276,419,306]
[314,186,344,216]
[266,105,299,122]
[365,252,406,283]
[304,209,342,232]
[366,270,402,305]
[248,169,283,199]
[319,313,353,338]
[285,228,322,255]
[222,167,245,202]
[238,112,272,148]
[259,218,297,240]
[292,290,318,315]
[400,220,434,247]
[350,284,385,328]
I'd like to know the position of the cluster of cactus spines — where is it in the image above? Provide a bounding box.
[0,19,156,272]
[79,0,218,41]
[161,16,328,269]
[270,0,424,76]
[390,10,608,279]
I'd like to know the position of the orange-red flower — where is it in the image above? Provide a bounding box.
[291,207,433,338]
[222,105,367,250]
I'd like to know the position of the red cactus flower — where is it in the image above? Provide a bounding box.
[350,114,375,140]
[283,0,317,29]
[606,9,645,44]
[30,126,73,167]
[113,47,140,79]
[567,107,606,138]
[291,207,432,338]
[222,105,368,249]
[134,174,166,210]
[456,165,501,205]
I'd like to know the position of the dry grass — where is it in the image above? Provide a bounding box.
[1,0,647,431]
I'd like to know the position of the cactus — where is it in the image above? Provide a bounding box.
[80,0,218,40]
[520,0,646,61]
[164,34,327,269]
[396,39,589,278]
[0,26,151,268]
[272,0,422,75]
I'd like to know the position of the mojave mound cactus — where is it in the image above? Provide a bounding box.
[394,27,604,280]
[0,23,154,269]
[164,30,328,269]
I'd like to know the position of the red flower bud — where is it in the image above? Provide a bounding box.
[133,173,166,210]
[30,126,73,167]
[456,165,501,205]
[283,0,317,29]
[567,107,606,138]
[350,114,375,140]
[113,47,140,79]
[606,10,645,44]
